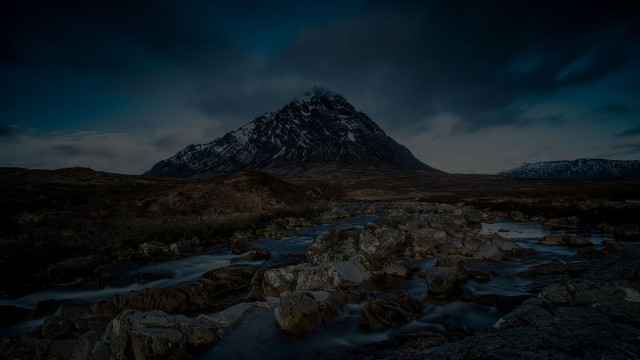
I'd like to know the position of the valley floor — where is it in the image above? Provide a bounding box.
[1,167,640,359]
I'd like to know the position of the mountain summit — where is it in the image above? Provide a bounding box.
[145,86,438,178]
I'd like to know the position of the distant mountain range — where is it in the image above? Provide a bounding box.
[498,158,640,179]
[145,86,439,178]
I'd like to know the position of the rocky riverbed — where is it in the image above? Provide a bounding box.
[2,201,640,359]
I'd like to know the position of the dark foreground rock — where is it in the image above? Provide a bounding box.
[274,291,338,334]
[343,297,640,359]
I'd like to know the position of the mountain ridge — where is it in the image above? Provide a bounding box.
[145,86,439,178]
[498,158,640,179]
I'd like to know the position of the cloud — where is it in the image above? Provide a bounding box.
[261,1,640,133]
[597,137,640,158]
[1,1,640,173]
[0,125,223,174]
[616,126,640,138]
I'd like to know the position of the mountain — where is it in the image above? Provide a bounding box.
[145,86,439,178]
[498,158,640,179]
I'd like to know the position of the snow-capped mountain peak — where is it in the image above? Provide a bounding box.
[145,87,438,177]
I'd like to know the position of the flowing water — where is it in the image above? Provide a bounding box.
[0,209,619,358]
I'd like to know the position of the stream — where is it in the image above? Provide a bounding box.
[0,208,621,359]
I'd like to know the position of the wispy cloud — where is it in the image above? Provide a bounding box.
[0,125,222,174]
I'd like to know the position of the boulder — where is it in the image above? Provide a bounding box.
[422,214,454,229]
[539,234,592,247]
[103,304,256,358]
[538,280,640,320]
[95,279,240,316]
[262,261,371,297]
[582,250,640,288]
[348,297,640,359]
[359,225,407,260]
[508,211,526,221]
[473,243,505,261]
[518,260,590,278]
[359,299,411,330]
[615,223,639,239]
[139,241,171,260]
[426,267,461,295]
[463,210,483,225]
[382,259,421,277]
[274,291,338,334]
[435,255,468,280]
[244,249,271,262]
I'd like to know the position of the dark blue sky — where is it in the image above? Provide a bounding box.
[1,0,639,173]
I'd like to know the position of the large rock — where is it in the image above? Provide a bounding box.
[307,229,360,262]
[274,291,338,334]
[435,255,468,280]
[463,209,483,225]
[615,223,639,239]
[359,225,407,260]
[347,297,640,359]
[582,250,640,288]
[382,259,421,277]
[538,280,640,320]
[95,279,241,316]
[518,260,590,278]
[103,304,257,359]
[538,234,592,247]
[426,267,461,295]
[262,261,371,297]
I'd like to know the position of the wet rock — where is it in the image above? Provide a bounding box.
[130,328,185,359]
[473,243,505,261]
[41,316,74,340]
[463,209,483,225]
[321,206,349,220]
[435,255,468,280]
[518,260,590,278]
[344,332,449,358]
[244,249,271,262]
[615,223,639,240]
[139,241,172,260]
[426,267,461,295]
[360,299,411,330]
[203,265,258,289]
[538,234,593,247]
[597,222,615,233]
[382,259,421,277]
[306,229,362,265]
[538,280,640,319]
[95,279,240,316]
[422,214,454,229]
[103,304,257,358]
[508,211,526,221]
[359,225,407,261]
[169,241,192,257]
[351,297,640,359]
[582,250,640,288]
[274,291,338,334]
[444,225,464,238]
[262,261,371,297]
